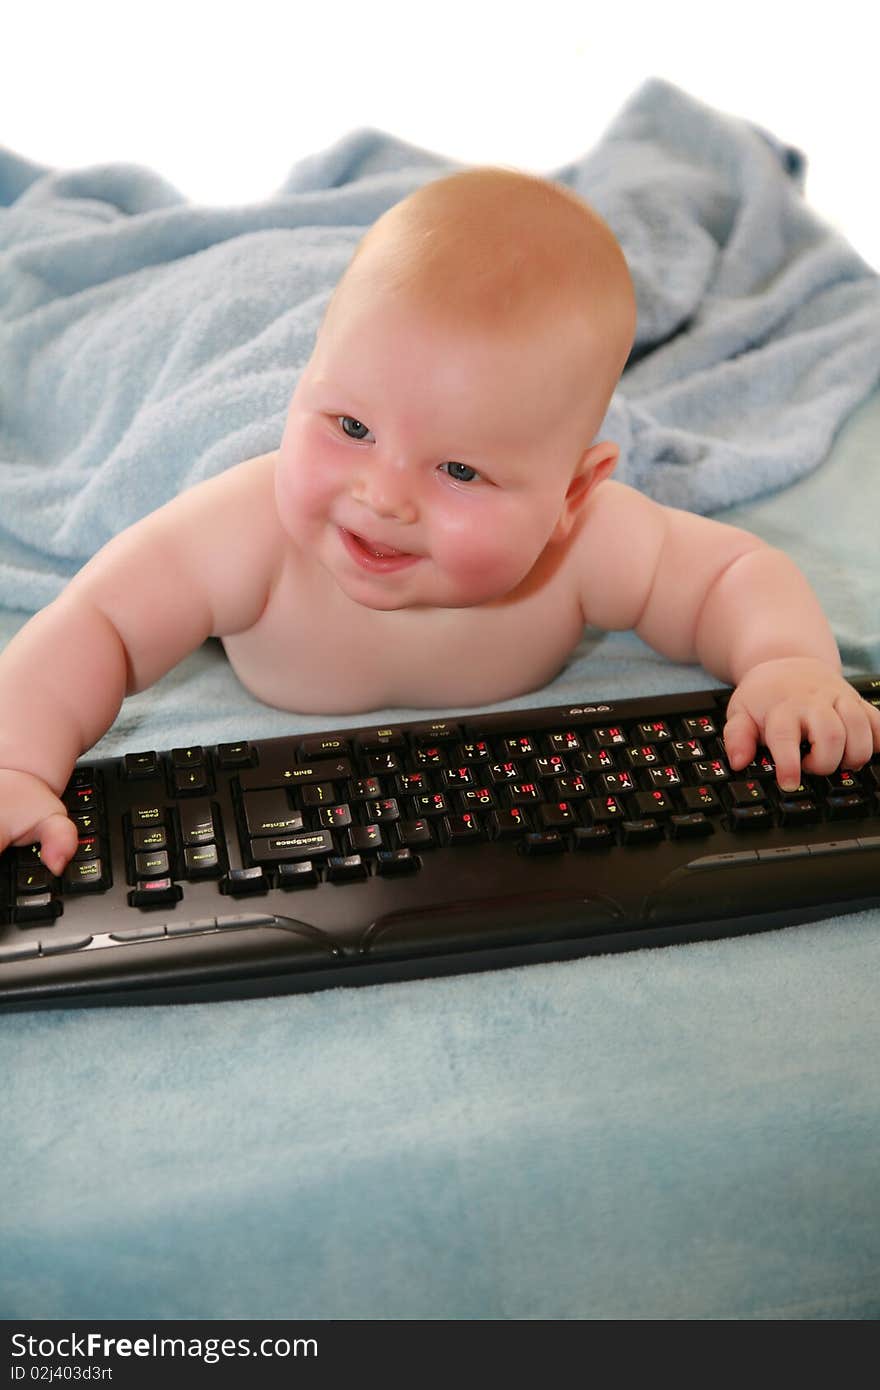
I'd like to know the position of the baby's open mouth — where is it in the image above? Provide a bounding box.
[339,527,421,571]
[353,533,410,558]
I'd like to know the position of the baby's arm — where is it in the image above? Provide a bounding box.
[0,453,281,873]
[577,482,880,787]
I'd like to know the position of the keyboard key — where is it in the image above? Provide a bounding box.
[14,893,61,924]
[178,800,220,844]
[572,825,614,851]
[633,790,675,818]
[364,751,404,776]
[124,751,159,779]
[16,864,54,894]
[348,824,383,854]
[637,720,672,743]
[442,814,482,845]
[376,849,421,876]
[647,765,682,789]
[626,744,660,768]
[826,792,869,820]
[509,782,542,805]
[277,861,320,889]
[222,866,268,895]
[593,726,627,748]
[395,819,435,849]
[133,827,167,851]
[730,805,774,830]
[326,855,368,883]
[184,845,221,878]
[127,878,182,908]
[356,727,406,753]
[681,785,722,813]
[172,765,212,796]
[621,818,663,844]
[728,780,769,806]
[171,746,205,768]
[547,731,582,753]
[669,813,713,839]
[538,802,578,829]
[215,741,255,768]
[411,720,460,745]
[240,755,353,792]
[134,850,170,878]
[63,859,110,892]
[522,831,565,855]
[682,715,718,738]
[299,735,352,760]
[250,830,334,863]
[490,808,530,839]
[778,798,820,826]
[414,745,447,768]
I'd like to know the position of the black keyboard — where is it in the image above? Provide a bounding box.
[2,675,879,1009]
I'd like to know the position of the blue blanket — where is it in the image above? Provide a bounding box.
[1,78,879,615]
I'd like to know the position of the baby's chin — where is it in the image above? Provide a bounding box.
[331,568,509,613]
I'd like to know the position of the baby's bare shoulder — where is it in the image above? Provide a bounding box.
[570,479,668,630]
[72,450,286,643]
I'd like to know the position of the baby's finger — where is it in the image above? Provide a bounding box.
[763,702,807,790]
[834,695,875,771]
[723,704,760,771]
[864,698,880,754]
[14,812,79,876]
[799,701,847,777]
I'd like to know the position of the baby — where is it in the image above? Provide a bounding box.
[1,167,878,875]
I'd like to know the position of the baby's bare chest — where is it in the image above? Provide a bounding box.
[223,560,585,715]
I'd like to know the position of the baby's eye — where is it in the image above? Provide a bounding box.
[338,415,374,442]
[440,461,481,484]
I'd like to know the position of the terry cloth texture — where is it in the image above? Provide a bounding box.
[1,78,879,616]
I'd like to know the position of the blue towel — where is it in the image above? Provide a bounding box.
[2,77,879,617]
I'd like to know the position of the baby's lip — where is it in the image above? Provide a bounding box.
[342,527,418,558]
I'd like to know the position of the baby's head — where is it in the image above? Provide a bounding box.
[276,166,636,611]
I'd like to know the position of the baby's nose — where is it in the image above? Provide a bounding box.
[352,459,417,524]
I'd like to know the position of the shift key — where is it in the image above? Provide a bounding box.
[240,756,352,791]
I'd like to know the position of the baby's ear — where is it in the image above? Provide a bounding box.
[551,440,619,543]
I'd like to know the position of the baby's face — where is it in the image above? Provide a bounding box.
[275,292,602,612]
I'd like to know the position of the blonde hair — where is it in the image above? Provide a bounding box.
[321,166,637,436]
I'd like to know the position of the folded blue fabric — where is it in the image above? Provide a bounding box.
[2,78,879,615]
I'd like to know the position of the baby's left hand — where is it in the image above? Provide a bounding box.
[723,657,880,791]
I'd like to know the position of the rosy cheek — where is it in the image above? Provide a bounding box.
[276,433,341,536]
[432,510,528,588]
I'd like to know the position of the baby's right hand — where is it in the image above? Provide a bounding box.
[0,769,80,876]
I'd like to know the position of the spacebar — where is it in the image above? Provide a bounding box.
[362,891,623,958]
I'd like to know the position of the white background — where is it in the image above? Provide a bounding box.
[3,0,878,269]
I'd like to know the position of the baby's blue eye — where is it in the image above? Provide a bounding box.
[441,461,480,484]
[338,415,373,441]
